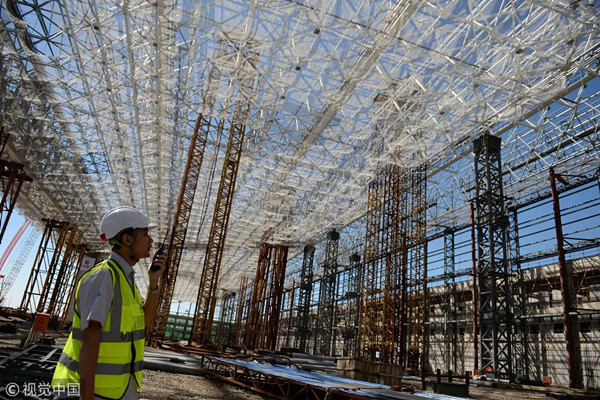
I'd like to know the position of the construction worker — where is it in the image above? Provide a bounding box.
[52,206,167,400]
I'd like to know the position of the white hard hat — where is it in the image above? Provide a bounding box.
[99,206,156,242]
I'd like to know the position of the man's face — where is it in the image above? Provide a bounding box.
[128,227,152,260]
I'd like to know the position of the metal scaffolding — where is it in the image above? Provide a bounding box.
[230,275,248,348]
[405,164,428,371]
[339,253,361,357]
[19,219,67,314]
[245,242,272,349]
[261,245,288,350]
[148,113,212,345]
[191,39,258,344]
[316,229,340,356]
[296,244,315,353]
[473,133,513,379]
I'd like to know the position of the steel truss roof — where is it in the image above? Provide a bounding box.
[1,0,599,302]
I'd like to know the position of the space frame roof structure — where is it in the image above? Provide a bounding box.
[1,0,599,302]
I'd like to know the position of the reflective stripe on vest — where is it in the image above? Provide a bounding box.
[51,259,145,399]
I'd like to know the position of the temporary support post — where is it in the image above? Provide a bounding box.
[35,222,71,315]
[148,113,211,344]
[342,253,361,357]
[316,229,339,356]
[549,168,583,388]
[46,226,83,317]
[406,164,428,372]
[261,245,288,350]
[231,276,248,348]
[443,228,457,373]
[216,290,235,345]
[192,40,257,344]
[19,220,66,313]
[473,132,513,380]
[296,244,315,352]
[470,202,479,373]
[509,207,529,379]
[244,243,272,349]
[59,243,89,327]
[282,282,296,350]
[0,159,32,245]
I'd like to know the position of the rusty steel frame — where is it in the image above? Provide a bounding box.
[19,219,66,313]
[148,113,212,344]
[46,226,83,317]
[0,158,32,245]
[59,243,88,327]
[245,242,273,349]
[262,245,288,350]
[550,167,583,388]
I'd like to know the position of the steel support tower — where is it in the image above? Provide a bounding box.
[508,207,528,380]
[46,227,84,317]
[0,158,32,245]
[443,228,458,373]
[19,219,67,313]
[341,253,361,357]
[148,113,212,344]
[192,40,258,344]
[296,244,315,353]
[245,242,272,349]
[231,275,248,348]
[316,229,340,356]
[261,245,288,350]
[405,164,428,371]
[473,133,513,380]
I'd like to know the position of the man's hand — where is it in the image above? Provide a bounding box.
[148,253,167,288]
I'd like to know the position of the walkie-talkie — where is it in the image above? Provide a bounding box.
[150,243,165,271]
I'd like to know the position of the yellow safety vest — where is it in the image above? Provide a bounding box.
[52,259,146,399]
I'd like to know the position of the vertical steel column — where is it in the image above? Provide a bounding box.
[47,226,83,317]
[262,245,288,350]
[342,253,361,357]
[282,282,296,350]
[473,133,513,380]
[316,229,340,356]
[148,113,211,344]
[358,174,382,361]
[193,113,248,344]
[549,168,583,388]
[470,202,479,373]
[36,222,70,314]
[244,243,272,349]
[59,243,88,327]
[406,165,427,371]
[296,245,315,352]
[0,159,32,245]
[19,220,65,313]
[383,165,401,365]
[216,290,235,345]
[443,228,457,373]
[231,276,248,348]
[509,207,529,379]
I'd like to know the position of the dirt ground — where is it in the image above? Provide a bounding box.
[1,315,598,400]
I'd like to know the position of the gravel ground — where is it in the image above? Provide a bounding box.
[2,315,598,400]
